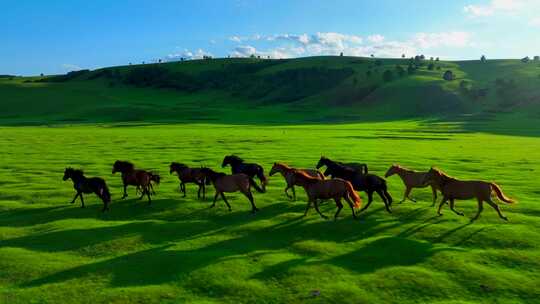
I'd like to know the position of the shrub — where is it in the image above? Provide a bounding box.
[521,56,530,63]
[428,63,435,70]
[443,70,455,81]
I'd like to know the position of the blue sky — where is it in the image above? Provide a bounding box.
[2,0,539,75]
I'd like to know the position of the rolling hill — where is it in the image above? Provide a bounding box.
[1,56,540,133]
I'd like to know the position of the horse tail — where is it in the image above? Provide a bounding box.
[381,179,393,205]
[344,181,362,209]
[490,183,516,204]
[257,166,268,186]
[249,177,265,193]
[363,164,369,175]
[101,183,111,203]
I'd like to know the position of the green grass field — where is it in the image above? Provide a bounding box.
[1,121,539,303]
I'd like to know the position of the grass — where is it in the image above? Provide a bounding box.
[1,121,539,303]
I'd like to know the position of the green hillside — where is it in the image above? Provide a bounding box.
[2,56,540,131]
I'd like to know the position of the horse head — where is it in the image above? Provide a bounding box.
[316,156,329,169]
[384,164,400,178]
[222,155,243,168]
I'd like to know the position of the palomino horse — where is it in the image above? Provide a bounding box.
[222,155,268,192]
[200,168,264,214]
[316,157,393,214]
[112,160,154,204]
[293,170,362,220]
[385,164,439,205]
[269,162,324,200]
[424,168,516,221]
[316,156,368,175]
[169,162,206,199]
[63,168,111,211]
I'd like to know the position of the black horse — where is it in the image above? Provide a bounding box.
[316,157,393,213]
[63,168,111,211]
[316,156,369,175]
[221,155,268,192]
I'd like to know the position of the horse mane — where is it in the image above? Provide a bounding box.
[275,162,292,170]
[201,168,226,180]
[431,167,456,181]
[226,155,244,163]
[114,160,135,170]
[294,169,319,183]
[66,167,84,177]
[170,162,188,170]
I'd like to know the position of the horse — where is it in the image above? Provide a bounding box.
[136,172,161,195]
[292,170,361,220]
[316,156,368,175]
[316,157,393,214]
[385,164,439,205]
[200,168,264,214]
[112,160,153,204]
[169,162,207,199]
[222,155,268,192]
[63,168,111,212]
[424,167,516,221]
[269,162,325,200]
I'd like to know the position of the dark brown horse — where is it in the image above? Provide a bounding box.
[200,168,263,214]
[169,162,206,199]
[222,155,268,192]
[112,160,153,204]
[63,168,111,211]
[293,170,362,220]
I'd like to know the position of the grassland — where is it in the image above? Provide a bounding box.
[1,121,539,303]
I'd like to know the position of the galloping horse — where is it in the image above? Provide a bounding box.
[200,168,264,214]
[293,170,361,220]
[169,162,206,199]
[222,155,268,192]
[424,167,516,221]
[316,156,368,175]
[112,160,154,204]
[316,157,393,214]
[63,168,111,211]
[269,162,324,200]
[385,164,439,205]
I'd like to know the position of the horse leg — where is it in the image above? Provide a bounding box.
[303,199,312,216]
[333,198,343,221]
[359,191,374,213]
[70,192,80,204]
[343,195,357,219]
[79,193,85,208]
[313,200,328,220]
[122,184,128,199]
[210,192,220,208]
[471,199,484,222]
[431,185,438,207]
[181,182,186,197]
[399,187,411,204]
[202,183,206,199]
[138,187,145,200]
[485,199,508,221]
[220,193,232,211]
[197,183,202,199]
[449,199,464,216]
[242,190,258,213]
[376,190,392,214]
[437,197,448,216]
[145,187,152,204]
[406,187,417,202]
[284,185,293,199]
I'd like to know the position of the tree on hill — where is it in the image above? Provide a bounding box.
[383,70,394,82]
[534,56,540,61]
[428,63,435,70]
[443,70,455,81]
[521,56,530,63]
[435,57,440,61]
[340,52,344,57]
[402,54,406,58]
[481,55,486,62]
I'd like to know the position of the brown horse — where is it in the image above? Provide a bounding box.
[293,170,362,220]
[169,162,206,199]
[200,168,264,214]
[269,162,325,200]
[424,168,516,221]
[112,160,153,204]
[385,164,439,205]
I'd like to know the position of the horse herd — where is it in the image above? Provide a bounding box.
[63,155,516,222]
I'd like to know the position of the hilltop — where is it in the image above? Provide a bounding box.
[1,56,540,131]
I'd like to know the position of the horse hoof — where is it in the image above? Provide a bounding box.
[503,217,508,221]
[438,213,443,217]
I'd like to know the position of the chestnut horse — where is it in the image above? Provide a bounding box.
[112,160,153,204]
[424,168,516,221]
[63,168,111,211]
[222,155,268,192]
[293,170,362,220]
[269,162,325,200]
[169,162,206,199]
[200,168,264,214]
[385,164,439,205]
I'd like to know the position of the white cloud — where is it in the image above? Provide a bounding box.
[530,17,540,26]
[368,34,385,43]
[229,36,242,42]
[464,0,536,17]
[165,49,212,61]
[61,63,82,71]
[413,32,472,48]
